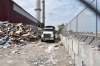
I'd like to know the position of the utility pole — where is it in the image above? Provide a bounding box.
[96,0,98,37]
[76,16,78,32]
[42,0,45,27]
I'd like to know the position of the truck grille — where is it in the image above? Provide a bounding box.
[44,34,51,38]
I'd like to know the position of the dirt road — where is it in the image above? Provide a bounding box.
[0,41,69,66]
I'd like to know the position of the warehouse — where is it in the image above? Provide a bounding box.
[0,0,40,26]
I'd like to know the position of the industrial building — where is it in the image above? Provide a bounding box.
[0,0,40,26]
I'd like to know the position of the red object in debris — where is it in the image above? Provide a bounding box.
[11,43,16,48]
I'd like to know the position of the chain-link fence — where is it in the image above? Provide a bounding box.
[64,0,100,37]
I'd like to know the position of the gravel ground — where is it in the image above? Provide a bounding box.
[0,41,69,66]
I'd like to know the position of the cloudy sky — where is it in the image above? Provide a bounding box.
[13,0,85,26]
[13,0,100,32]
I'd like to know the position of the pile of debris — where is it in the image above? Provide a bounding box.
[0,23,40,48]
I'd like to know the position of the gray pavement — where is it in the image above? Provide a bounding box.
[0,41,69,66]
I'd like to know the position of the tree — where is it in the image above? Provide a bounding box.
[58,24,65,34]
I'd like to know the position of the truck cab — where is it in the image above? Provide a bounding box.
[41,26,55,42]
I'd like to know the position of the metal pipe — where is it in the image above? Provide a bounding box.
[35,0,41,22]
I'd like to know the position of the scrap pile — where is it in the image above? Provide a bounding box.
[0,23,40,48]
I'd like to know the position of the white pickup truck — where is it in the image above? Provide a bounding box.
[41,26,55,42]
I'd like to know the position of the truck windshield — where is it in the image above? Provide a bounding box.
[44,29,54,31]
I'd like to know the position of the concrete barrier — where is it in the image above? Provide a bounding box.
[62,34,100,66]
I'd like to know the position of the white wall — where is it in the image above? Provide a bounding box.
[62,35,100,66]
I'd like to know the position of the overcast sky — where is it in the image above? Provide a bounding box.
[13,0,100,32]
[13,0,85,26]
